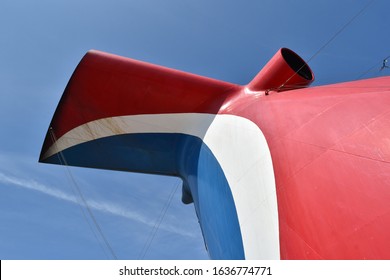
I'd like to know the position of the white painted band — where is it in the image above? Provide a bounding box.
[44,113,280,259]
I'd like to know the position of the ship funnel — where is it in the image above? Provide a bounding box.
[247,48,314,93]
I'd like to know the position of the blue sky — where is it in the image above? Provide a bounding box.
[0,0,389,260]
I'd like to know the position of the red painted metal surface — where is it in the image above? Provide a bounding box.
[41,48,390,259]
[40,50,240,155]
[238,78,390,259]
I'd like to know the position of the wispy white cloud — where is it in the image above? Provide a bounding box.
[0,172,196,238]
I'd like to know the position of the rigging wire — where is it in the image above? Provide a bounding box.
[357,55,390,79]
[357,63,381,80]
[356,55,390,79]
[49,128,109,258]
[276,0,377,92]
[49,127,118,260]
[137,180,180,260]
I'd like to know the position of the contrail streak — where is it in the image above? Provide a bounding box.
[0,172,195,238]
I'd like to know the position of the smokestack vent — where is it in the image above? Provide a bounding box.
[247,48,314,93]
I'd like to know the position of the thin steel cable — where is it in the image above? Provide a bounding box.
[138,180,180,260]
[276,0,377,92]
[50,137,111,259]
[357,55,390,79]
[49,128,118,260]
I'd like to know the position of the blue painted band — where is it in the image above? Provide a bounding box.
[45,133,245,259]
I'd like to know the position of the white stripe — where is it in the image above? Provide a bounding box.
[44,113,280,259]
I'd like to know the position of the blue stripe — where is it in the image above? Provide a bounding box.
[45,133,245,259]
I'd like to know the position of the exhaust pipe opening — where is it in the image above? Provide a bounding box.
[247,48,314,93]
[281,48,313,81]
